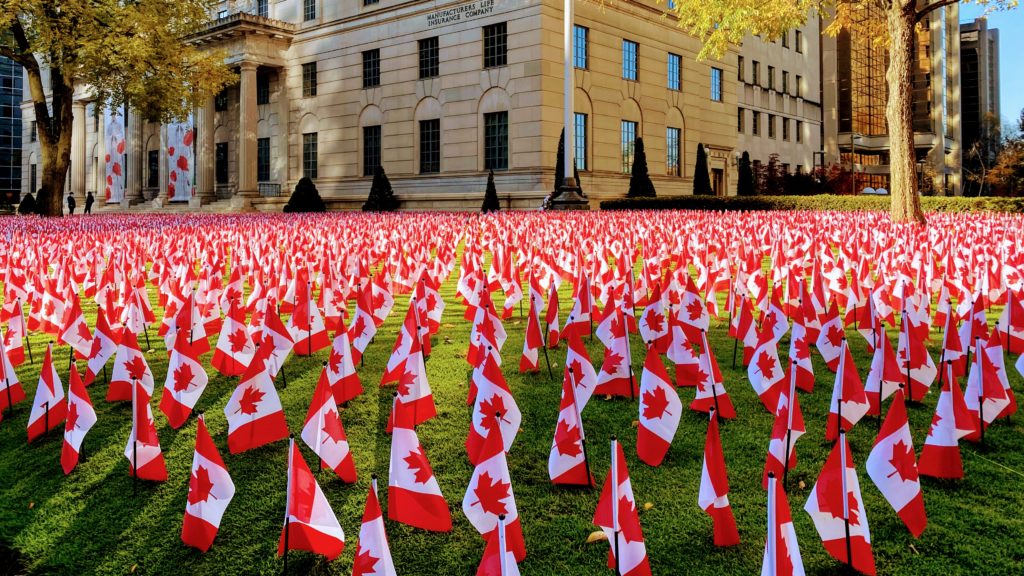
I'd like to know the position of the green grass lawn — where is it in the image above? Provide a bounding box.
[1,272,1022,576]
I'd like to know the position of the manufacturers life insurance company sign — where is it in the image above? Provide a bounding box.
[425,0,496,27]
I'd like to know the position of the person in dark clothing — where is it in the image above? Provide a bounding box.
[66,193,76,215]
[84,191,94,214]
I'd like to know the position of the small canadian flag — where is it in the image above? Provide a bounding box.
[352,476,397,576]
[159,330,209,429]
[123,380,167,482]
[61,364,97,475]
[181,414,235,552]
[301,367,357,483]
[387,409,452,532]
[277,437,345,560]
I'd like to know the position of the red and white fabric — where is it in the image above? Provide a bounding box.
[387,422,453,532]
[866,388,927,538]
[277,438,345,561]
[825,340,869,441]
[761,472,806,576]
[548,364,593,486]
[919,363,976,479]
[762,370,806,489]
[690,331,737,419]
[864,324,904,416]
[0,332,25,414]
[301,369,357,483]
[159,333,209,429]
[463,425,526,563]
[592,438,652,576]
[352,479,397,576]
[61,364,96,475]
[963,330,1013,440]
[637,347,681,466]
[106,330,154,402]
[182,414,236,552]
[211,300,256,377]
[324,325,363,405]
[57,292,92,360]
[698,410,740,546]
[223,341,289,453]
[84,306,119,385]
[467,354,522,465]
[27,343,66,442]
[123,380,167,482]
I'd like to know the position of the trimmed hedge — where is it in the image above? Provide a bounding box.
[600,194,1024,213]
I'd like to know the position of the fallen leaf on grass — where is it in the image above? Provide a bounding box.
[443,323,455,329]
[798,480,806,490]
[631,420,639,428]
[28,502,33,509]
[910,544,919,555]
[604,395,613,401]
[130,564,138,573]
[643,502,654,511]
[453,353,465,359]
[586,531,608,544]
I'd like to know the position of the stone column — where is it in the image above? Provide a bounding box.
[125,110,145,206]
[154,124,169,207]
[275,68,290,191]
[193,96,216,207]
[70,101,87,204]
[237,61,259,203]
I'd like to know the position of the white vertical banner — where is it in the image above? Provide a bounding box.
[103,104,125,203]
[167,118,194,201]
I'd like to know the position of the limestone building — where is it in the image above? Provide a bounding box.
[960,17,1000,196]
[21,0,741,210]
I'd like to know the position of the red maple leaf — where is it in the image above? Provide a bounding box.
[164,300,179,320]
[350,315,367,340]
[755,350,777,380]
[249,307,265,328]
[928,411,942,433]
[172,362,196,393]
[76,322,91,343]
[238,386,265,415]
[887,439,919,483]
[477,315,499,347]
[328,347,343,374]
[43,300,55,318]
[371,291,386,311]
[397,369,417,397]
[643,308,665,333]
[617,496,644,543]
[793,338,811,360]
[608,315,626,339]
[187,465,215,505]
[825,323,845,348]
[822,477,861,526]
[694,366,710,392]
[685,299,705,322]
[761,311,779,338]
[66,400,80,431]
[479,395,508,434]
[124,356,148,381]
[224,287,243,304]
[641,386,673,420]
[471,470,511,517]
[425,292,439,313]
[352,548,380,576]
[321,409,346,444]
[228,329,249,354]
[403,446,434,484]
[554,419,583,458]
[601,350,625,375]
[87,337,103,360]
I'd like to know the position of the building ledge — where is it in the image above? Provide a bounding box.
[189,12,296,45]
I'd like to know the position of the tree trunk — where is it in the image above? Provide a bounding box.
[886,3,926,224]
[23,62,74,217]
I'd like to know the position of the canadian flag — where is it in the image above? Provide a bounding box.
[3,300,27,366]
[181,414,235,552]
[383,307,437,431]
[387,421,452,532]
[748,326,786,412]
[896,309,936,401]
[124,380,167,482]
[963,330,1013,440]
[61,364,97,475]
[939,309,966,380]
[690,331,737,419]
[787,302,815,393]
[998,289,1024,354]
[815,300,845,372]
[666,312,702,387]
[761,472,805,576]
[562,268,592,340]
[467,289,508,368]
[301,369,357,483]
[762,368,805,489]
[27,343,66,442]
[519,280,544,373]
[84,306,119,386]
[804,432,875,576]
[678,275,709,344]
[254,301,293,379]
[864,324,904,416]
[382,302,422,385]
[476,515,522,576]
[58,292,92,360]
[352,478,397,576]
[698,409,740,546]
[106,330,154,402]
[0,331,25,414]
[159,333,209,429]
[371,274,396,327]
[637,283,670,353]
[544,283,560,348]
[825,340,869,441]
[348,280,378,365]
[466,354,522,465]
[212,300,256,377]
[592,438,652,576]
[563,329,598,409]
[223,340,289,454]
[288,282,331,356]
[277,438,345,561]
[919,362,976,479]
[324,325,363,405]
[958,294,989,355]
[463,425,526,563]
[594,300,637,398]
[637,347,681,466]
[866,388,927,538]
[548,364,594,486]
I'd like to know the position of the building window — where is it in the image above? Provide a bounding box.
[710,67,723,101]
[484,112,508,171]
[737,108,744,133]
[30,164,36,193]
[796,120,803,143]
[796,75,803,98]
[215,143,228,184]
[752,111,760,136]
[419,37,439,79]
[767,66,775,91]
[215,91,229,111]
[783,118,790,141]
[419,119,440,174]
[666,127,681,176]
[483,23,507,68]
[363,49,381,88]
[257,138,271,182]
[147,150,159,188]
[782,163,790,174]
[621,120,637,173]
[256,73,270,105]
[574,112,587,171]
[737,56,744,82]
[752,60,759,85]
[30,120,36,142]
[364,0,379,5]
[255,0,268,17]
[303,133,318,179]
[782,71,789,95]
[363,125,381,176]
[782,30,789,48]
[303,0,316,21]
[302,62,317,97]
[574,25,588,69]
[622,40,639,80]
[667,53,682,91]
[795,30,803,53]
[768,114,776,139]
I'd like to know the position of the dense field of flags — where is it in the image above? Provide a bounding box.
[0,210,1022,575]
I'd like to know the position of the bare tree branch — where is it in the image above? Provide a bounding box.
[915,0,959,22]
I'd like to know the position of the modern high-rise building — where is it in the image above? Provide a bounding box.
[822,5,962,195]
[960,17,1000,195]
[0,56,22,204]
[21,0,744,210]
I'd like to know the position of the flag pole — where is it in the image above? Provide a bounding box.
[567,366,592,488]
[626,328,635,401]
[610,435,621,576]
[541,324,554,380]
[498,513,509,576]
[766,472,777,572]
[132,378,138,496]
[976,336,985,446]
[782,353,797,491]
[839,428,852,571]
[283,435,294,576]
[837,338,846,438]
[3,378,10,418]
[702,329,719,416]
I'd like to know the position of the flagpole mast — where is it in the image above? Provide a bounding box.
[839,428,852,570]
[766,472,777,574]
[498,513,509,576]
[782,352,797,491]
[541,312,554,379]
[976,336,985,446]
[283,435,294,576]
[132,377,137,496]
[567,366,592,488]
[837,338,846,435]
[701,330,719,416]
[610,435,620,576]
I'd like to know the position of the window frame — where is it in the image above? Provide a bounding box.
[363,125,382,177]
[710,67,723,101]
[737,107,745,133]
[768,114,776,139]
[257,137,271,182]
[215,142,229,184]
[483,111,509,171]
[483,23,508,69]
[667,52,682,91]
[303,0,316,21]
[419,119,440,174]
[752,111,760,136]
[737,56,744,83]
[620,120,638,173]
[574,112,588,171]
[795,30,803,53]
[363,49,381,88]
[419,37,440,79]
[666,126,681,177]
[302,62,317,98]
[622,40,639,81]
[574,25,589,70]
[302,132,318,179]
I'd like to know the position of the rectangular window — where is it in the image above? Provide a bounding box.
[257,137,271,182]
[574,25,588,69]
[363,125,381,176]
[302,62,317,97]
[30,120,36,142]
[303,0,316,21]
[783,118,790,141]
[419,119,440,174]
[257,73,270,105]
[215,91,229,111]
[147,150,159,188]
[364,0,379,5]
[620,120,637,173]
[574,112,587,171]
[796,75,803,98]
[782,30,789,48]
[363,49,381,88]
[419,37,439,79]
[303,133,318,179]
[795,30,803,53]
[484,112,508,171]
[737,107,744,133]
[30,164,36,193]
[752,111,760,136]
[767,66,775,91]
[796,120,803,143]
[752,60,759,85]
[737,56,744,82]
[666,127,681,176]
[622,40,639,80]
[667,53,682,91]
[215,143,229,184]
[710,67,723,101]
[483,23,507,68]
[782,71,789,95]
[256,0,268,17]
[768,114,776,139]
